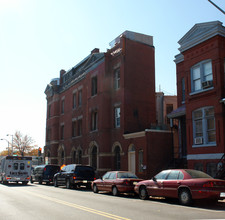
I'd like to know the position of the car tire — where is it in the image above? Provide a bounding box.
[22,181,28,185]
[30,177,33,183]
[54,179,58,187]
[93,184,99,193]
[66,179,71,189]
[112,186,119,196]
[139,186,148,200]
[179,188,192,206]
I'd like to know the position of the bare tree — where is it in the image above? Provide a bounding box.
[13,131,34,156]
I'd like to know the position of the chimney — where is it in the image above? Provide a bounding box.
[60,69,66,84]
[91,48,100,54]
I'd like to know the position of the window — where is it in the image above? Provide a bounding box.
[72,151,76,163]
[72,121,76,137]
[77,150,82,164]
[91,111,98,131]
[181,78,185,102]
[166,171,183,180]
[138,150,143,172]
[78,119,82,136]
[91,76,97,96]
[73,93,76,109]
[115,107,120,128]
[193,107,216,145]
[191,60,213,92]
[47,128,51,141]
[61,124,64,140]
[78,90,82,106]
[48,105,51,118]
[114,68,120,90]
[14,163,18,170]
[61,100,65,114]
[20,163,25,170]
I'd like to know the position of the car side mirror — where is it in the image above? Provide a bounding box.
[153,177,157,182]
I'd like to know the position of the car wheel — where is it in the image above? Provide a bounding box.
[54,179,58,187]
[179,188,192,205]
[93,184,99,193]
[22,181,28,185]
[66,179,71,189]
[139,186,148,200]
[112,186,119,196]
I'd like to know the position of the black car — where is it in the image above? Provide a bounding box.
[30,165,60,184]
[53,164,95,189]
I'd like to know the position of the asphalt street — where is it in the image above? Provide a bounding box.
[0,183,225,220]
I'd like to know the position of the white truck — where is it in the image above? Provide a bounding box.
[0,156,32,185]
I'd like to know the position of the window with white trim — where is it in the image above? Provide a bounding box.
[193,107,216,146]
[191,60,213,92]
[91,110,98,131]
[114,68,120,90]
[115,107,120,128]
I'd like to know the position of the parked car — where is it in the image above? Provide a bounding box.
[92,171,143,196]
[53,164,95,189]
[30,164,60,184]
[134,169,225,205]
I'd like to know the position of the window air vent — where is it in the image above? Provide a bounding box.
[202,80,213,89]
[194,137,203,145]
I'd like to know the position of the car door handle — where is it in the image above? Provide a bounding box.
[177,181,181,185]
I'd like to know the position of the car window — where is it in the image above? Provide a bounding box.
[154,170,170,180]
[166,171,180,180]
[108,172,116,179]
[20,163,25,170]
[117,172,138,179]
[102,172,111,180]
[178,171,184,180]
[14,163,18,170]
[185,170,213,179]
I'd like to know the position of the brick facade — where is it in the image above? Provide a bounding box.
[171,21,225,177]
[44,31,173,179]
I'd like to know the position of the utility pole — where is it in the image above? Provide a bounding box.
[208,0,225,15]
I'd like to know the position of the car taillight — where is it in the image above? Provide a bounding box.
[6,177,11,180]
[123,180,130,185]
[203,182,214,187]
[73,174,76,180]
[94,177,96,180]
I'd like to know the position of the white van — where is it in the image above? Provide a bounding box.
[0,156,32,185]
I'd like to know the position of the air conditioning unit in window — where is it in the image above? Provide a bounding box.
[202,80,213,89]
[194,137,203,145]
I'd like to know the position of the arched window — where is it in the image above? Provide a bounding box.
[91,146,97,170]
[72,151,76,164]
[114,146,121,170]
[77,150,82,164]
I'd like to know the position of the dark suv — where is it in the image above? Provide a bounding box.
[30,165,60,184]
[53,164,95,189]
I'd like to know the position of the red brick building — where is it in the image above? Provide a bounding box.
[169,21,225,178]
[44,31,173,179]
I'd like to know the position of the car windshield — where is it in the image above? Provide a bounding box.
[185,170,213,179]
[117,172,138,179]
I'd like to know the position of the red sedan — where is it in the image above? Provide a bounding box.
[134,169,225,205]
[92,171,143,196]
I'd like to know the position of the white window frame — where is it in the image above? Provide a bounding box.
[190,60,213,93]
[114,68,120,90]
[192,106,216,147]
[115,107,120,128]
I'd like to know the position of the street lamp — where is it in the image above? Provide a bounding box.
[7,134,13,156]
[0,138,10,155]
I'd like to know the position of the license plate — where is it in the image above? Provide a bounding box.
[133,182,137,185]
[220,192,225,197]
[83,180,87,183]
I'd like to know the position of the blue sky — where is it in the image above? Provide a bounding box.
[0,0,224,151]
